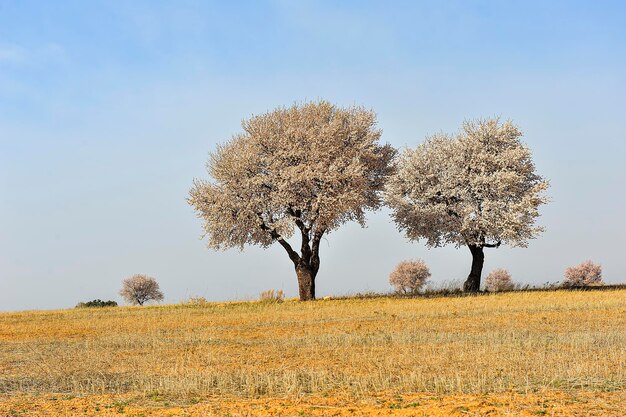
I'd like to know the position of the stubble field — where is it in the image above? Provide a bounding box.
[1,290,625,416]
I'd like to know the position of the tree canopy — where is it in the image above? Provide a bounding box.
[189,100,395,300]
[386,118,549,291]
[119,274,164,306]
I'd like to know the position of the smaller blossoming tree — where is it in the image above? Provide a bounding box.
[120,274,164,306]
[563,261,603,287]
[389,259,431,294]
[484,268,514,292]
[385,118,549,293]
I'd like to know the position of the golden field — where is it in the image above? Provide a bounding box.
[1,289,625,416]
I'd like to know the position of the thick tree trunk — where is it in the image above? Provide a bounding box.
[269,214,323,301]
[463,244,484,292]
[296,264,316,301]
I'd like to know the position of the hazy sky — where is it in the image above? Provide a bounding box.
[1,1,625,311]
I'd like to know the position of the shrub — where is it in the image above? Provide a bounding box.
[484,269,514,292]
[563,260,603,287]
[389,259,431,294]
[185,296,209,305]
[76,299,117,308]
[120,274,164,305]
[259,289,284,303]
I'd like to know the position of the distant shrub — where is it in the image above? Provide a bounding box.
[120,274,164,306]
[76,299,117,308]
[485,269,514,292]
[185,296,209,305]
[563,260,603,287]
[259,289,284,303]
[389,259,431,294]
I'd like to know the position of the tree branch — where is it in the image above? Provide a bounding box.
[432,192,462,220]
[483,240,501,248]
[287,206,310,233]
[310,228,326,273]
[256,213,300,264]
[277,237,301,264]
[299,227,311,264]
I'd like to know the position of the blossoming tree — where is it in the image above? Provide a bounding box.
[188,101,395,300]
[389,259,431,294]
[485,268,515,292]
[386,118,549,292]
[563,260,603,287]
[119,274,164,306]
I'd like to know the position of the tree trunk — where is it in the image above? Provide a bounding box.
[296,264,316,301]
[463,244,484,292]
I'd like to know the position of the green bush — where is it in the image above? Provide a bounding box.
[76,299,118,308]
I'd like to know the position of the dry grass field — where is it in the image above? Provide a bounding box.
[1,289,625,416]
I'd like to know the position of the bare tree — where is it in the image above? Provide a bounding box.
[120,274,164,306]
[563,260,603,287]
[389,259,431,294]
[188,100,395,300]
[386,118,549,292]
[484,268,514,292]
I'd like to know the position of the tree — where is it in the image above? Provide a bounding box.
[386,118,549,292]
[389,259,431,294]
[120,274,164,306]
[484,268,514,292]
[563,260,603,287]
[188,100,395,301]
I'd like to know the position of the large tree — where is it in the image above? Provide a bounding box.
[385,118,549,292]
[188,101,395,300]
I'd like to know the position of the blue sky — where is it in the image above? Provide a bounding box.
[1,1,625,310]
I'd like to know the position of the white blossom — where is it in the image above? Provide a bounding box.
[563,261,603,287]
[386,118,549,291]
[389,259,431,294]
[188,100,395,300]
